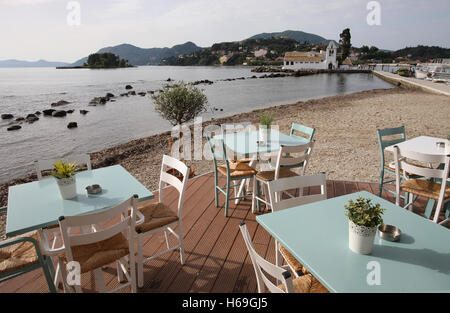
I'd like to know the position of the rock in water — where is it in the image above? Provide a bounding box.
[43,109,56,116]
[128,91,136,96]
[52,110,67,117]
[26,114,39,123]
[35,111,41,115]
[125,85,133,90]
[51,100,70,107]
[67,122,78,129]
[66,110,74,114]
[106,93,115,98]
[7,125,21,131]
[1,114,13,120]
[79,110,89,115]
[15,117,25,121]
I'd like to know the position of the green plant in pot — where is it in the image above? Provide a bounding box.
[345,197,385,254]
[259,111,274,144]
[51,160,80,199]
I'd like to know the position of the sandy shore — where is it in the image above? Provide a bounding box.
[1,86,449,238]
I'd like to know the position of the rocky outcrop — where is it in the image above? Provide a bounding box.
[43,109,56,116]
[125,85,133,90]
[15,117,25,121]
[52,110,67,117]
[192,80,214,86]
[80,110,89,115]
[26,114,39,123]
[66,110,74,114]
[1,114,13,120]
[51,100,70,107]
[67,122,78,129]
[128,91,136,96]
[35,111,41,115]
[138,92,146,96]
[7,125,21,131]
[106,93,115,98]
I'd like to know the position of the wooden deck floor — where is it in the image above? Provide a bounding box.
[0,172,445,293]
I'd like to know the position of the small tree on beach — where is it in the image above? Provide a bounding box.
[339,28,352,64]
[151,81,209,165]
[152,81,208,126]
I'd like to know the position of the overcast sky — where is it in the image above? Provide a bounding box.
[1,0,449,63]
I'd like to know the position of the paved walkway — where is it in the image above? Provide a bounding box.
[374,70,450,96]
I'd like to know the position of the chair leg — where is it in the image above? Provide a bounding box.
[137,234,144,288]
[93,268,106,293]
[225,178,230,217]
[214,172,219,207]
[128,254,137,293]
[178,221,185,265]
[164,230,171,250]
[256,180,261,212]
[42,257,57,293]
[252,178,257,213]
[117,260,125,283]
[378,170,384,197]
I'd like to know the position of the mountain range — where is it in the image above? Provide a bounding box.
[0,30,338,67]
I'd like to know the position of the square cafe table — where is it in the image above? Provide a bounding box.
[6,165,154,237]
[213,129,310,204]
[256,191,450,292]
[384,135,448,156]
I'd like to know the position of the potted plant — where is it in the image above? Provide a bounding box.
[345,197,385,255]
[51,160,80,200]
[259,111,274,144]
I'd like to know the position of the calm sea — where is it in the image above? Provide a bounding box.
[0,66,392,183]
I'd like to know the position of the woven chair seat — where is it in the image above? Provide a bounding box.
[236,158,252,164]
[401,179,450,200]
[0,232,41,275]
[278,243,309,275]
[256,168,298,182]
[217,162,257,178]
[61,232,129,274]
[135,202,179,234]
[278,274,329,293]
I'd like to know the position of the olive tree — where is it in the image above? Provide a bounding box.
[151,81,209,163]
[152,81,208,126]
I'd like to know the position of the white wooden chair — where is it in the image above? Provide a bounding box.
[252,142,314,212]
[135,155,189,288]
[393,146,450,225]
[41,195,138,293]
[35,154,92,180]
[267,174,327,276]
[239,222,328,293]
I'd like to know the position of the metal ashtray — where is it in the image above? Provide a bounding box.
[378,225,402,242]
[86,184,102,195]
[436,141,445,148]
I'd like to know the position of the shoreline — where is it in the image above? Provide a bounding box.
[1,86,449,238]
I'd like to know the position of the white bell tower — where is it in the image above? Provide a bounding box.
[325,41,338,69]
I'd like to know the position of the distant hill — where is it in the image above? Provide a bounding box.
[0,59,70,68]
[248,30,333,45]
[72,42,203,66]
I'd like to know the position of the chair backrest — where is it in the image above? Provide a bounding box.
[290,123,315,142]
[58,195,138,263]
[239,223,294,293]
[267,174,327,212]
[376,126,406,166]
[35,154,92,180]
[273,142,314,177]
[393,146,450,222]
[159,155,190,217]
[206,134,230,168]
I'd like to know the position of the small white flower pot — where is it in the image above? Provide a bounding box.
[259,126,270,144]
[348,220,377,255]
[56,176,77,200]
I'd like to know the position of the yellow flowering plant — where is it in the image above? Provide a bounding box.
[50,160,79,179]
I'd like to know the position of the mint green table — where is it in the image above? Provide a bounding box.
[6,165,154,237]
[256,191,450,292]
[213,129,309,156]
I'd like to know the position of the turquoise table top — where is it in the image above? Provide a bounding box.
[213,129,308,155]
[6,165,154,237]
[256,191,450,292]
